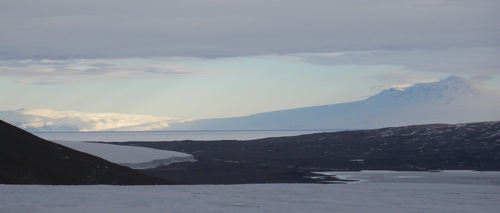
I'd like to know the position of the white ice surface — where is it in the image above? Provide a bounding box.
[314,170,500,185]
[53,140,195,169]
[1,182,499,213]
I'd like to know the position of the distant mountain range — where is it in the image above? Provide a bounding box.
[0,109,186,132]
[1,76,499,132]
[168,76,500,130]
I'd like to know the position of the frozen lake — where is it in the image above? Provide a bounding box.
[33,130,339,142]
[1,171,499,213]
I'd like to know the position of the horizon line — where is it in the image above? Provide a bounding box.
[30,129,358,134]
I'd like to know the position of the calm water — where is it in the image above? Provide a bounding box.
[33,130,338,142]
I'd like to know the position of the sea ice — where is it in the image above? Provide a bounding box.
[1,181,499,213]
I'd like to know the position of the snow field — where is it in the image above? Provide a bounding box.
[315,170,500,185]
[1,182,499,213]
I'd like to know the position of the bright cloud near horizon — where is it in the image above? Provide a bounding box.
[1,0,499,119]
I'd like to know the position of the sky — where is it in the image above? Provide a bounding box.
[1,0,499,119]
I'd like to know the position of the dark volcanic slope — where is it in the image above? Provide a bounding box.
[118,121,500,184]
[0,120,169,185]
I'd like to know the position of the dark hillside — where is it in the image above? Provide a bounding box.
[0,120,169,185]
[118,121,500,184]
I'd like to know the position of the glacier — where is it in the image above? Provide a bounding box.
[54,140,195,169]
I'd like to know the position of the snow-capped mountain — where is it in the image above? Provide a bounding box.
[3,76,498,132]
[366,76,482,103]
[168,76,500,130]
[0,109,187,132]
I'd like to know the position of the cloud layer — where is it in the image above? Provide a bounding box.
[1,0,498,59]
[1,0,498,119]
[292,48,500,75]
[0,58,221,83]
[1,0,497,84]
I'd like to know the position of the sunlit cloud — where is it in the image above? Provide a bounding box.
[367,72,440,91]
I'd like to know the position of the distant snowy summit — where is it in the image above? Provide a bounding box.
[168,76,500,130]
[2,76,499,132]
[366,76,482,103]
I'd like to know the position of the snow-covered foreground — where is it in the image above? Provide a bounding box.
[0,183,498,213]
[53,141,195,169]
[1,171,499,213]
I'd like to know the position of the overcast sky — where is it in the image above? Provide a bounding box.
[1,0,499,119]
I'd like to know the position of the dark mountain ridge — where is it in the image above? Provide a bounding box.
[0,120,169,185]
[120,121,500,184]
